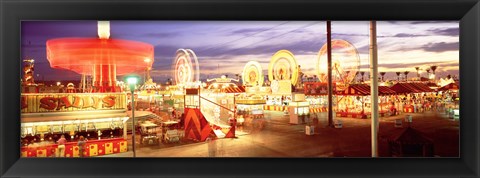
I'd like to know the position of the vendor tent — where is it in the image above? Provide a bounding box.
[437,82,459,91]
[407,83,434,93]
[339,84,396,96]
[390,83,421,94]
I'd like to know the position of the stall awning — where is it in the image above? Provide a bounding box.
[437,82,459,91]
[222,85,246,93]
[408,83,434,92]
[338,84,396,96]
[390,83,421,94]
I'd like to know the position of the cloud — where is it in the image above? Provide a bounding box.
[391,33,428,37]
[427,27,459,37]
[422,42,459,52]
[228,27,273,35]
[409,21,458,25]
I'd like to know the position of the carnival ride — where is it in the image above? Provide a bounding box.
[170,49,233,139]
[316,39,360,90]
[172,49,200,88]
[268,50,299,86]
[46,21,154,93]
[242,61,264,87]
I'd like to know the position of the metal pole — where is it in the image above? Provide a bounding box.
[327,21,333,127]
[370,21,379,157]
[131,90,136,157]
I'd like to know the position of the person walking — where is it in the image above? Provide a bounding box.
[56,135,67,157]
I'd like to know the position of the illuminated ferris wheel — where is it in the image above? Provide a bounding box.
[268,50,299,86]
[173,49,200,86]
[242,61,264,87]
[317,39,360,89]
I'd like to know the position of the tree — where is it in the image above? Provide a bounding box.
[395,72,401,81]
[415,67,420,78]
[430,66,437,80]
[404,71,410,81]
[379,72,386,82]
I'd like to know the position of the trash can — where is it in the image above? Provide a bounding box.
[334,120,343,128]
[305,125,314,135]
[405,115,412,123]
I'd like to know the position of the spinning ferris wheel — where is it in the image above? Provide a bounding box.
[172,49,200,86]
[242,61,264,87]
[317,39,360,89]
[268,50,299,86]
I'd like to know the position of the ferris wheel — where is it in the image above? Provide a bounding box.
[268,50,299,86]
[242,61,264,87]
[173,49,200,86]
[316,39,360,89]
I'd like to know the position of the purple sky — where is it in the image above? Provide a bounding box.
[21,21,459,83]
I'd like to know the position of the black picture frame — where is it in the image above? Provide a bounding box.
[1,0,479,177]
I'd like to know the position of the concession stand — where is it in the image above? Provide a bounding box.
[390,83,435,113]
[288,93,310,124]
[303,82,331,113]
[336,84,396,118]
[20,93,129,157]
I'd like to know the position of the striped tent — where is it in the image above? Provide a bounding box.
[339,84,396,96]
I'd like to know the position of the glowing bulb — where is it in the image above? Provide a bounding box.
[97,21,110,39]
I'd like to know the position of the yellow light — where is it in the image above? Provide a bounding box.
[56,82,61,86]
[144,58,151,63]
[268,50,298,85]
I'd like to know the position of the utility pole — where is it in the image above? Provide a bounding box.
[370,21,379,157]
[327,21,333,127]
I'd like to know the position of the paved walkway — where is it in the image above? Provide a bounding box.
[101,110,458,157]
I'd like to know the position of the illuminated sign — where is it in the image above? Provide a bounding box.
[21,93,127,113]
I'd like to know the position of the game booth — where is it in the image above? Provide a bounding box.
[335,84,397,118]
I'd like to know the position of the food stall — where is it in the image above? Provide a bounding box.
[20,93,129,157]
[288,93,310,124]
[336,84,396,118]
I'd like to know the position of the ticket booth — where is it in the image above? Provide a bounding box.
[289,101,310,124]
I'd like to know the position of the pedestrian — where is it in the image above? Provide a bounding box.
[77,136,86,158]
[56,135,67,157]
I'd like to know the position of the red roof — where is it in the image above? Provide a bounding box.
[437,82,459,91]
[390,83,433,94]
[338,84,396,96]
[409,83,434,92]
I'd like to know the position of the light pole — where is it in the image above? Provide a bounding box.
[127,77,138,157]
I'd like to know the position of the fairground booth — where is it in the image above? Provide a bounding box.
[21,93,129,157]
[336,84,397,118]
[389,82,436,113]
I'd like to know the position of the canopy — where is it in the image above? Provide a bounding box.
[390,83,422,94]
[338,84,396,96]
[222,85,246,93]
[437,82,459,91]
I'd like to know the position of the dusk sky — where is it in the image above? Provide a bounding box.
[21,21,459,83]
